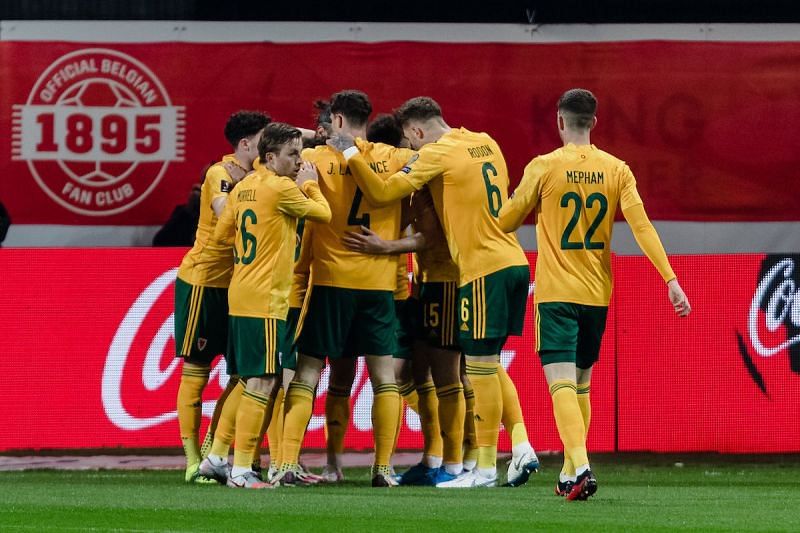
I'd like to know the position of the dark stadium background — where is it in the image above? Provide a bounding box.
[2,0,800,23]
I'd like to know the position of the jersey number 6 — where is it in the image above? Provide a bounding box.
[233,208,258,265]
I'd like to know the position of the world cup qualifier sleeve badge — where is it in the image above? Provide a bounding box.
[11,48,185,216]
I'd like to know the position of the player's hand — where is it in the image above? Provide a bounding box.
[667,279,691,317]
[342,226,389,254]
[327,134,356,153]
[296,161,319,187]
[222,162,249,183]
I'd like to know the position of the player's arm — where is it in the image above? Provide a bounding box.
[291,222,313,308]
[342,226,425,255]
[207,197,236,249]
[620,165,690,317]
[209,163,248,217]
[497,157,546,232]
[328,136,434,206]
[278,162,332,223]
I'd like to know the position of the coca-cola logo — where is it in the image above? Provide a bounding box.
[101,268,228,430]
[101,269,518,433]
[738,256,800,396]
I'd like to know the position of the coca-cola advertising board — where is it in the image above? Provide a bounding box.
[0,249,798,453]
[2,41,800,227]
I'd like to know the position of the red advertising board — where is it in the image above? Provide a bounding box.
[1,249,798,453]
[2,41,800,226]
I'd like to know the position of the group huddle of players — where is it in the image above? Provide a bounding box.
[173,88,691,499]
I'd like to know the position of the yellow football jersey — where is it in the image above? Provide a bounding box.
[210,167,331,319]
[302,139,415,291]
[347,127,528,286]
[411,186,458,283]
[290,220,314,309]
[499,143,674,306]
[395,253,410,300]
[177,154,245,288]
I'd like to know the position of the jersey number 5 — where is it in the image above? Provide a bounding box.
[233,208,258,265]
[482,162,502,217]
[560,192,608,250]
[347,187,371,229]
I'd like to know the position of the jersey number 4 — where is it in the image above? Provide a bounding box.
[347,187,371,229]
[560,192,608,250]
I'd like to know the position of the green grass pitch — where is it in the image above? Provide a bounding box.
[1,455,798,532]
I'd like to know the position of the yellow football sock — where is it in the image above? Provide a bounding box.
[393,380,419,455]
[436,382,465,465]
[465,361,502,470]
[549,379,588,468]
[325,385,351,461]
[497,365,529,449]
[232,388,273,469]
[372,383,400,468]
[177,364,210,467]
[463,384,477,461]
[266,387,285,468]
[281,382,315,467]
[209,379,244,458]
[200,375,240,459]
[577,383,591,436]
[252,387,278,467]
[400,380,419,414]
[416,381,443,460]
[563,382,591,476]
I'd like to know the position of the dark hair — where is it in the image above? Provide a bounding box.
[394,96,443,126]
[557,89,597,130]
[314,99,332,127]
[224,110,271,148]
[258,122,301,160]
[329,90,372,127]
[367,114,404,147]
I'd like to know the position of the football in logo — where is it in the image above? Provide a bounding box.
[12,48,185,216]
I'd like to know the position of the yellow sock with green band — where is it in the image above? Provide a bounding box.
[209,379,244,459]
[372,383,401,469]
[177,364,209,468]
[325,385,351,463]
[232,388,273,470]
[462,383,478,467]
[265,386,285,468]
[465,360,502,474]
[281,382,315,467]
[549,379,589,468]
[436,382,465,467]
